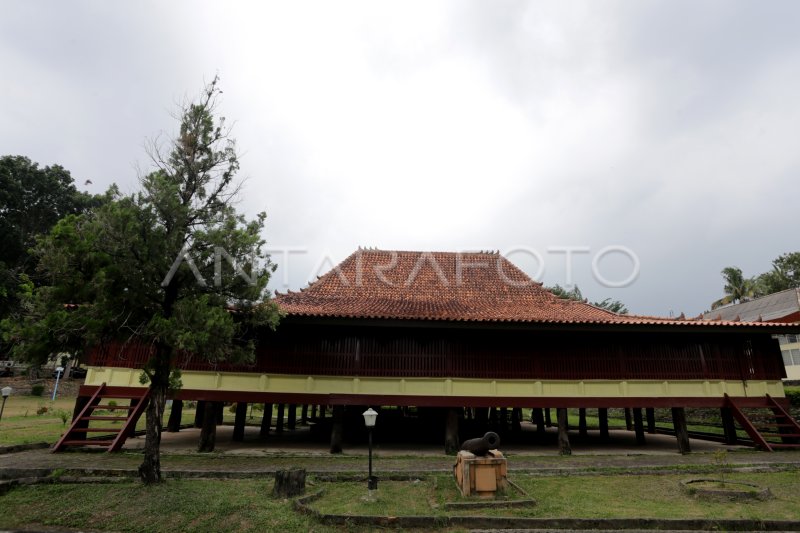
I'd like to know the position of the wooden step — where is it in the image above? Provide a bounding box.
[769,443,800,449]
[81,428,123,433]
[81,416,128,421]
[93,404,135,410]
[760,433,800,438]
[61,440,113,446]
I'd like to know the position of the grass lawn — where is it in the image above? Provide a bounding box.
[0,396,200,447]
[0,479,326,533]
[3,471,799,532]
[312,471,800,521]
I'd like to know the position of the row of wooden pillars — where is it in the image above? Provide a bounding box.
[166,400,325,452]
[448,406,692,455]
[164,400,736,455]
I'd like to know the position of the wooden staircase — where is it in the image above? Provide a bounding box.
[53,383,150,453]
[724,394,800,451]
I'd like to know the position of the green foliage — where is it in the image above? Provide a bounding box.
[712,252,800,309]
[56,409,71,426]
[0,156,101,358]
[784,387,800,408]
[30,384,44,397]
[6,77,281,481]
[711,267,757,310]
[546,284,628,314]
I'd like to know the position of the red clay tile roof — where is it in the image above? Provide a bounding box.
[275,249,795,329]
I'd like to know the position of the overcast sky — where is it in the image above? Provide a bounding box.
[2,1,799,317]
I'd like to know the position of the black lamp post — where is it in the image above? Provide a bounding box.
[362,407,378,491]
[0,386,12,424]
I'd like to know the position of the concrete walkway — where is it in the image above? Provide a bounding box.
[2,425,800,477]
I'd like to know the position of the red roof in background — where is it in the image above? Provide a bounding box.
[275,249,795,329]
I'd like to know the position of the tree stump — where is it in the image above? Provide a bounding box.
[273,468,306,497]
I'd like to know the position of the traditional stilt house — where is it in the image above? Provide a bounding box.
[58,249,800,453]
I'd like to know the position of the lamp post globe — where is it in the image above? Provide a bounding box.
[0,386,11,424]
[362,407,379,491]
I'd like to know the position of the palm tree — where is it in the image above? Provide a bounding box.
[711,267,756,309]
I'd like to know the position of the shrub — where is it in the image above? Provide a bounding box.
[36,406,49,415]
[30,384,45,397]
[785,387,800,408]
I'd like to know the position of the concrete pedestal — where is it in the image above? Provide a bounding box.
[453,449,508,498]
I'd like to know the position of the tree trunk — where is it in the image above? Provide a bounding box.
[624,408,633,430]
[273,468,306,497]
[557,408,571,455]
[444,407,460,455]
[167,399,183,432]
[194,400,206,428]
[198,401,218,453]
[138,380,167,484]
[233,402,247,442]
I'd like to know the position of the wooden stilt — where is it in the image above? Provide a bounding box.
[260,403,273,438]
[624,408,633,431]
[499,407,509,432]
[167,399,183,432]
[288,404,297,430]
[301,404,308,424]
[319,405,326,419]
[233,402,247,442]
[533,408,545,437]
[310,405,317,419]
[672,407,691,454]
[330,405,344,454]
[444,407,460,455]
[511,408,522,433]
[599,408,609,441]
[646,407,656,434]
[633,408,646,445]
[544,408,552,427]
[721,407,738,444]
[475,407,489,432]
[557,408,571,455]
[215,402,224,425]
[198,401,218,452]
[276,403,285,433]
[489,407,498,430]
[578,408,588,438]
[194,400,205,428]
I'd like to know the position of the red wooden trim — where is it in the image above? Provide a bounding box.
[74,386,779,409]
[724,394,773,451]
[53,383,106,453]
[108,388,150,452]
[766,394,800,435]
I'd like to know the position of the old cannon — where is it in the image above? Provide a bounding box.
[454,431,507,497]
[459,431,500,456]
